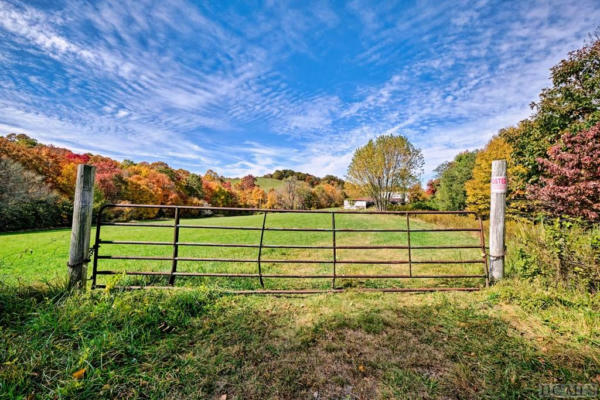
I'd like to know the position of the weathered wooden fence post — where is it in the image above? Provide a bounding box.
[489,160,507,282]
[68,164,96,290]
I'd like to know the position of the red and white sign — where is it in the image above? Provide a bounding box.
[491,176,507,193]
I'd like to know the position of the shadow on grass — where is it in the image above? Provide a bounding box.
[0,285,597,399]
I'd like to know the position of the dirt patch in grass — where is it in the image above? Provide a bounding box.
[158,293,596,399]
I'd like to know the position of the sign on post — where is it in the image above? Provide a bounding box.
[491,176,507,193]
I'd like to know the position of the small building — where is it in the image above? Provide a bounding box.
[389,192,410,205]
[344,193,409,209]
[344,197,373,210]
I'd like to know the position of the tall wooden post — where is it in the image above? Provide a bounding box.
[68,164,96,290]
[489,160,507,282]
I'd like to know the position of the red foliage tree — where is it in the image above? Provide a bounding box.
[65,152,90,164]
[425,179,438,197]
[239,174,256,191]
[92,158,124,201]
[529,123,600,221]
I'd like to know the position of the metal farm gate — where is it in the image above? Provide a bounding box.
[90,204,489,293]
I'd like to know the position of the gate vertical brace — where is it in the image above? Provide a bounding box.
[406,213,412,277]
[168,207,180,286]
[91,207,103,289]
[331,212,337,288]
[257,212,268,288]
[478,215,490,287]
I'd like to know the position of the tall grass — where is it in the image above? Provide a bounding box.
[414,213,600,292]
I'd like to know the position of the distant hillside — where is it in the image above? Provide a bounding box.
[226,177,284,192]
[263,169,344,187]
[227,170,344,192]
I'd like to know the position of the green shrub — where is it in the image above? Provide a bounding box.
[511,248,543,278]
[0,158,73,232]
[506,219,600,292]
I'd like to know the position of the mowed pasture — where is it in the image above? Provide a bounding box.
[1,211,485,290]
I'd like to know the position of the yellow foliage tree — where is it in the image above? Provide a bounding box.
[465,135,526,217]
[56,162,78,198]
[408,183,426,202]
[265,189,280,209]
[249,187,267,208]
[346,135,424,210]
[343,181,363,199]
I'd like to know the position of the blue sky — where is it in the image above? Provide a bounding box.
[0,0,598,181]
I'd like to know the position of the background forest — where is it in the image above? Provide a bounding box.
[0,136,345,231]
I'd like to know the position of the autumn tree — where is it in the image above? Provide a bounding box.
[0,158,54,206]
[465,136,527,217]
[343,181,363,199]
[121,159,136,168]
[314,183,344,208]
[322,174,344,186]
[124,174,161,219]
[4,133,38,147]
[265,189,280,209]
[0,135,61,190]
[202,179,236,207]
[297,184,318,209]
[249,187,267,208]
[239,174,257,190]
[408,183,426,203]
[92,158,125,202]
[425,179,438,197]
[203,169,221,182]
[503,36,600,191]
[279,176,301,209]
[529,123,600,222]
[346,135,424,211]
[434,151,477,211]
[534,36,600,141]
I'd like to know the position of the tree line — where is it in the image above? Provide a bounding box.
[0,136,344,231]
[427,35,599,223]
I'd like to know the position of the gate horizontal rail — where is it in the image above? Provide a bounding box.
[98,240,483,250]
[102,222,480,232]
[91,285,481,293]
[91,204,490,293]
[97,255,484,264]
[95,271,485,278]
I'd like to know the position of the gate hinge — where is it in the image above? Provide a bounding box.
[67,247,94,268]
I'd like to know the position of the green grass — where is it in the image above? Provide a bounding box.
[0,212,486,290]
[225,177,284,192]
[1,282,598,399]
[1,213,599,399]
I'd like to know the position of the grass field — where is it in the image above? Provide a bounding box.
[1,212,599,399]
[225,177,284,192]
[0,211,486,291]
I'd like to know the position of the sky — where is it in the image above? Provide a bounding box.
[0,0,598,181]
